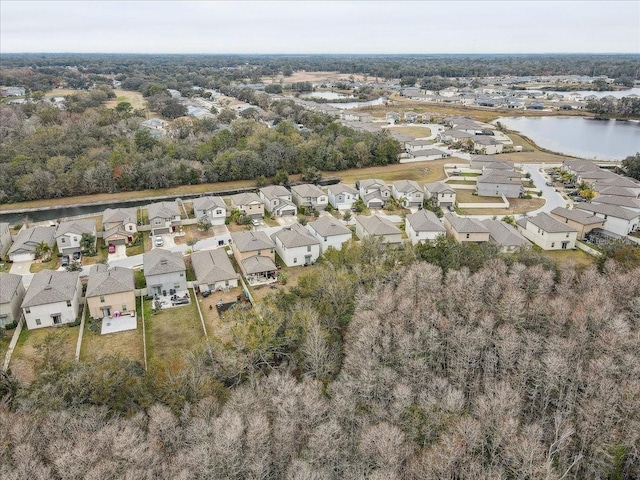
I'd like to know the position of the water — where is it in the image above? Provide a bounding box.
[329,97,386,110]
[495,116,640,161]
[527,87,640,99]
[300,91,353,100]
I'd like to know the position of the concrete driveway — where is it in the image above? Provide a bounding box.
[107,244,127,262]
[276,216,299,226]
[10,260,32,275]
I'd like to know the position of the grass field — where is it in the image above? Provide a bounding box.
[460,196,545,215]
[334,159,450,185]
[104,89,148,111]
[541,248,596,269]
[456,190,505,204]
[80,306,144,364]
[384,125,432,138]
[10,324,80,383]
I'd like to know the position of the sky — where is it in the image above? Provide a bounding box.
[1,1,639,55]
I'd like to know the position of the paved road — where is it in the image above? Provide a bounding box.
[520,164,568,215]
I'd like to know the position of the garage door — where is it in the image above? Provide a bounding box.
[108,239,126,246]
[284,210,295,216]
[11,253,34,262]
[154,228,171,235]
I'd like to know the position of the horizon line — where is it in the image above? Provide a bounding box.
[2,51,639,56]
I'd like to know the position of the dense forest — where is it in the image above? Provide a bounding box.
[1,239,639,479]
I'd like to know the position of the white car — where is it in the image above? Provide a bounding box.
[154,236,164,247]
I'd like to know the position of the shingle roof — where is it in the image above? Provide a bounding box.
[575,203,639,221]
[8,226,56,256]
[147,201,180,220]
[596,176,640,190]
[550,207,606,225]
[54,219,95,238]
[231,230,275,253]
[393,180,421,194]
[596,186,636,197]
[425,182,455,194]
[0,273,22,304]
[525,212,577,233]
[291,184,325,198]
[327,183,358,196]
[103,207,137,226]
[260,185,291,200]
[192,196,226,212]
[591,195,640,210]
[230,192,262,206]
[191,249,238,284]
[143,248,186,276]
[445,214,489,234]
[406,210,446,233]
[477,170,522,185]
[242,255,277,275]
[359,179,387,190]
[272,224,320,248]
[481,219,529,247]
[307,216,352,237]
[86,265,134,298]
[22,270,79,308]
[356,215,402,236]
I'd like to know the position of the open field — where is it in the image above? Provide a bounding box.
[104,89,148,111]
[456,190,505,204]
[460,196,545,215]
[80,308,144,364]
[384,125,432,138]
[333,159,450,185]
[10,325,80,383]
[43,89,80,99]
[499,132,577,163]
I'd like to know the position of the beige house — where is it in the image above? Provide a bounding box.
[550,207,606,240]
[191,248,239,293]
[103,207,138,246]
[443,213,490,243]
[229,192,264,219]
[354,215,403,244]
[230,230,277,284]
[86,265,136,319]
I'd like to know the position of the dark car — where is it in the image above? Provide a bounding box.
[61,255,70,267]
[72,251,81,261]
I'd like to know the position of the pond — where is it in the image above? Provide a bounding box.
[299,91,353,100]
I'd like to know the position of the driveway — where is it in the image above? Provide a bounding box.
[107,244,127,262]
[521,164,568,214]
[276,216,299,226]
[10,260,32,275]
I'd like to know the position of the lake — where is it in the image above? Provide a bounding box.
[495,116,640,161]
[300,91,353,100]
[329,97,386,109]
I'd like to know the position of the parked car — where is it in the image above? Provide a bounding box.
[251,219,261,227]
[545,181,553,186]
[154,236,164,247]
[72,251,81,261]
[61,255,70,267]
[108,244,116,254]
[447,205,455,212]
[573,197,585,202]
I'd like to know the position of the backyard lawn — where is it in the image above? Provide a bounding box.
[455,190,506,204]
[384,125,432,138]
[541,248,596,270]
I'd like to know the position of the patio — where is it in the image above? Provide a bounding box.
[101,312,137,335]
[150,289,191,309]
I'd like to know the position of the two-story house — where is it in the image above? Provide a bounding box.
[191,249,239,294]
[481,219,530,253]
[230,230,277,284]
[476,170,523,198]
[405,210,446,245]
[443,214,490,243]
[271,224,321,267]
[355,215,403,244]
[102,207,138,246]
[143,248,187,296]
[291,184,328,211]
[0,273,25,327]
[392,180,424,208]
[306,216,352,253]
[229,192,264,219]
[516,213,578,250]
[574,203,639,237]
[550,207,606,240]
[86,265,136,319]
[54,219,96,255]
[147,201,181,236]
[192,196,227,225]
[327,184,359,210]
[22,270,82,330]
[8,226,56,262]
[358,179,391,208]
[259,186,297,217]
[0,222,12,259]
[424,182,457,208]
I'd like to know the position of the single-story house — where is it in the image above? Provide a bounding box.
[443,214,490,243]
[103,207,138,246]
[306,216,352,253]
[516,213,578,250]
[392,180,424,208]
[0,273,25,327]
[550,207,606,240]
[291,184,328,211]
[143,248,187,296]
[54,219,96,255]
[8,226,56,262]
[405,210,446,245]
[191,248,239,294]
[424,182,456,208]
[86,265,136,319]
[354,215,403,244]
[22,270,82,330]
[192,196,227,225]
[272,224,321,267]
[147,201,181,236]
[481,219,530,252]
[229,192,264,219]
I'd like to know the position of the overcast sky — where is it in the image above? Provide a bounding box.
[1,1,638,54]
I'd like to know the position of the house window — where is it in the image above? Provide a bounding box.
[307,246,311,252]
[128,225,133,231]
[100,296,105,303]
[174,283,180,289]
[293,257,297,263]
[122,305,127,311]
[566,233,570,238]
[324,237,327,242]
[466,234,470,239]
[180,272,184,277]
[216,209,222,215]
[551,242,555,248]
[35,319,41,326]
[25,307,30,314]
[66,300,72,307]
[61,238,66,243]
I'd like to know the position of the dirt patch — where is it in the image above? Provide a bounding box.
[196,286,246,343]
[456,190,504,204]
[384,125,432,138]
[174,224,214,245]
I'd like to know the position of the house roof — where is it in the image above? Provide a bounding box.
[307,216,352,237]
[356,215,402,236]
[230,192,262,206]
[272,224,320,248]
[393,180,421,194]
[359,179,388,190]
[591,195,640,210]
[291,184,325,198]
[477,170,522,185]
[0,273,22,304]
[103,207,137,226]
[596,176,640,190]
[191,249,238,285]
[86,265,134,298]
[522,212,577,233]
[575,202,640,221]
[425,182,455,195]
[406,210,446,233]
[54,219,95,238]
[406,139,433,148]
[445,214,489,234]
[481,219,529,247]
[596,186,636,197]
[241,255,277,275]
[8,226,56,256]
[327,183,358,196]
[22,270,79,308]
[550,207,605,225]
[412,148,449,157]
[260,185,291,200]
[231,230,275,253]
[192,196,226,212]
[147,201,180,220]
[143,248,186,276]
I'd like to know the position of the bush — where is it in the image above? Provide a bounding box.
[2,321,18,330]
[67,318,82,327]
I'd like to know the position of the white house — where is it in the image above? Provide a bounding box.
[8,226,56,262]
[405,210,446,245]
[191,249,239,294]
[354,215,403,244]
[327,183,359,210]
[591,195,640,213]
[291,184,328,211]
[143,248,187,296]
[54,219,96,255]
[476,170,523,198]
[575,203,640,236]
[358,179,391,208]
[192,196,227,225]
[259,186,297,217]
[0,273,25,327]
[392,180,424,208]
[271,224,321,267]
[424,182,456,208]
[22,270,81,330]
[147,201,181,236]
[516,213,577,250]
[306,216,352,253]
[0,222,12,259]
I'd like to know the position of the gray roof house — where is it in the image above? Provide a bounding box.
[476,170,523,198]
[103,207,138,246]
[306,216,352,253]
[291,184,328,211]
[355,215,403,244]
[22,270,82,329]
[591,195,640,212]
[392,180,424,208]
[147,201,181,235]
[259,186,297,216]
[327,183,359,210]
[443,214,490,243]
[0,222,12,259]
[516,213,578,250]
[358,179,391,208]
[405,210,446,245]
[550,207,606,240]
[424,182,457,207]
[85,265,136,319]
[0,273,25,327]
[271,224,321,267]
[229,192,264,218]
[143,248,187,296]
[191,249,239,293]
[481,219,530,252]
[8,226,56,262]
[192,196,227,225]
[54,219,96,254]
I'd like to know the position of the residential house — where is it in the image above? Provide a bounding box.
[147,201,181,236]
[143,248,187,296]
[8,226,56,262]
[191,249,239,294]
[443,214,490,243]
[192,196,227,225]
[550,207,607,240]
[140,118,169,130]
[438,130,473,144]
[306,216,352,253]
[591,195,640,213]
[259,186,297,217]
[229,192,264,219]
[516,213,578,250]
[0,222,12,259]
[481,219,530,252]
[327,183,359,210]
[22,270,81,330]
[594,177,640,197]
[424,182,457,208]
[291,184,329,211]
[405,210,446,245]
[574,203,640,236]
[354,215,403,244]
[230,230,277,284]
[340,112,372,123]
[0,273,25,327]
[86,265,135,319]
[472,136,504,155]
[386,112,400,124]
[358,179,391,208]
[54,219,96,255]
[272,224,321,267]
[404,111,419,123]
[470,155,513,171]
[596,186,637,198]
[102,207,138,246]
[476,170,523,198]
[408,148,451,160]
[392,180,424,208]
